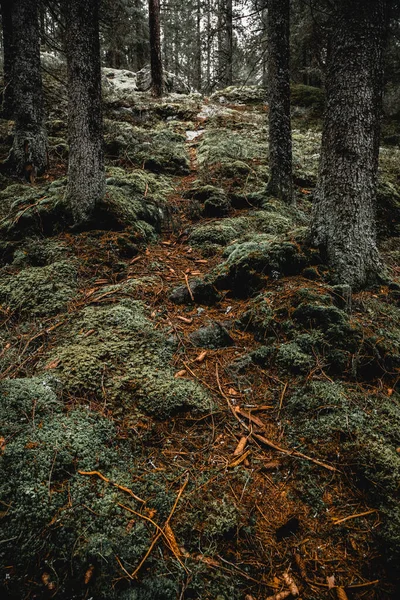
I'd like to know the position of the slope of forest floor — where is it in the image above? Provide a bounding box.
[0,80,399,600]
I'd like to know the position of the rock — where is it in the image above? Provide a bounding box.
[202,191,231,217]
[170,278,220,305]
[189,322,234,349]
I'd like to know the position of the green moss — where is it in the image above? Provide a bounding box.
[207,238,307,297]
[0,260,77,316]
[104,121,190,175]
[276,341,314,374]
[42,300,212,417]
[0,171,171,240]
[291,84,325,113]
[210,85,266,104]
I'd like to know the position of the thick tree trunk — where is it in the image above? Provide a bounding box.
[64,0,105,226]
[148,0,163,97]
[311,0,389,289]
[0,0,15,118]
[266,0,293,204]
[4,0,48,178]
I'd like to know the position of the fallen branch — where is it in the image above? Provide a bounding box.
[333,509,377,525]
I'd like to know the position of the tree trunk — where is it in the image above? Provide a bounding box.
[64,0,105,226]
[194,0,202,91]
[0,0,15,118]
[266,0,293,204]
[311,0,389,289]
[225,0,233,86]
[4,0,48,178]
[148,0,164,97]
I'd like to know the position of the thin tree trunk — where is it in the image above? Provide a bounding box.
[266,0,293,204]
[64,0,105,226]
[0,0,15,118]
[195,0,202,91]
[148,0,164,97]
[206,0,211,91]
[4,0,48,179]
[311,0,389,289]
[225,0,233,86]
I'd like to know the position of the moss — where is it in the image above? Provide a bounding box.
[283,382,400,560]
[0,260,77,316]
[207,238,307,297]
[290,84,325,113]
[0,171,171,240]
[276,341,314,374]
[376,179,400,237]
[210,85,266,104]
[203,498,239,539]
[104,121,190,175]
[42,300,212,417]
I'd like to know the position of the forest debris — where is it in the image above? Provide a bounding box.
[265,591,291,600]
[195,350,208,363]
[233,436,248,456]
[228,449,251,467]
[336,587,349,600]
[41,572,55,591]
[84,565,95,585]
[235,407,266,429]
[175,369,187,378]
[283,571,299,596]
[176,315,193,324]
[333,509,377,525]
[78,470,145,503]
[164,523,181,557]
[294,552,307,580]
[327,575,336,589]
[183,272,194,301]
[253,433,338,472]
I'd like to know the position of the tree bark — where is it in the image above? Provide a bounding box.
[266,0,293,204]
[4,0,48,178]
[311,0,389,289]
[194,0,202,92]
[64,0,105,226]
[148,0,164,97]
[0,0,15,118]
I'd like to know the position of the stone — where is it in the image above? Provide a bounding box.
[189,322,234,349]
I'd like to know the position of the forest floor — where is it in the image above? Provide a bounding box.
[0,81,399,600]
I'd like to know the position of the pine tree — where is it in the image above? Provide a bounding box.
[148,0,164,96]
[3,0,48,179]
[266,0,293,204]
[311,0,390,288]
[63,0,105,226]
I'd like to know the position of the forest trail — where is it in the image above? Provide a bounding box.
[0,89,398,599]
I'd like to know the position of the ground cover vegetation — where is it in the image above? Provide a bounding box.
[0,1,399,599]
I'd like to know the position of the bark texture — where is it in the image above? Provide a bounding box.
[311,0,389,289]
[5,0,48,178]
[0,0,15,118]
[266,0,293,204]
[148,0,164,97]
[64,0,105,226]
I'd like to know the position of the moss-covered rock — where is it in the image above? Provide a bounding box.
[104,121,190,175]
[206,237,308,297]
[0,260,77,316]
[290,84,325,114]
[42,300,211,417]
[0,171,171,240]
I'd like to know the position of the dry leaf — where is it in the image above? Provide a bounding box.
[45,358,61,370]
[266,591,291,600]
[176,316,193,324]
[233,436,248,456]
[84,564,95,585]
[0,437,5,454]
[164,523,181,557]
[195,350,208,363]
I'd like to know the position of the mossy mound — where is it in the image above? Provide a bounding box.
[41,300,211,417]
[206,237,308,297]
[189,210,293,249]
[0,260,77,316]
[0,171,170,240]
[104,121,190,175]
[284,381,400,559]
[210,85,265,105]
[290,84,325,114]
[0,379,166,598]
[376,179,400,237]
[197,128,267,187]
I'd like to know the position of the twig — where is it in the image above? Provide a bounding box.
[78,471,145,503]
[333,509,377,525]
[183,272,194,301]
